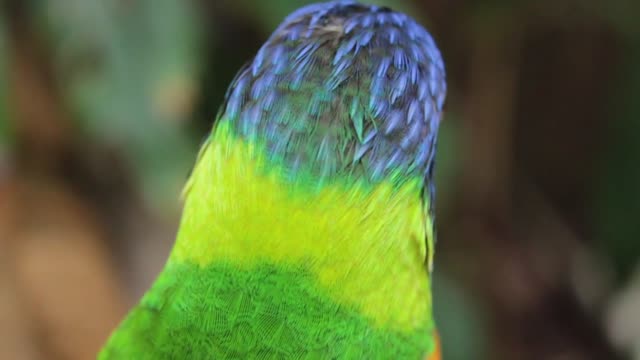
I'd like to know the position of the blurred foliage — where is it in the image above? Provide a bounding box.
[434,273,488,360]
[0,19,9,149]
[434,115,461,216]
[596,35,640,282]
[31,0,201,208]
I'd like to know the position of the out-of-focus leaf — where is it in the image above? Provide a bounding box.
[582,1,640,38]
[32,0,202,209]
[595,36,640,282]
[435,113,461,216]
[434,273,488,360]
[0,19,10,151]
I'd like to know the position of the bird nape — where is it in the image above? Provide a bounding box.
[99,1,446,359]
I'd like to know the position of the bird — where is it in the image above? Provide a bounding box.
[99,1,446,358]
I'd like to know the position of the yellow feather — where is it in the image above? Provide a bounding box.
[172,121,433,333]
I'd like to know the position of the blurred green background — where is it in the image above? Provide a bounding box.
[1,0,639,359]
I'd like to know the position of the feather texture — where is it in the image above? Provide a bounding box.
[100,2,446,359]
[224,1,445,187]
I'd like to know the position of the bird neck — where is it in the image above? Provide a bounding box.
[170,121,435,333]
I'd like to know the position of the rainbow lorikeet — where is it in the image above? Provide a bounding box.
[100,1,446,359]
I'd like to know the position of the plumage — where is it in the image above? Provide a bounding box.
[100,1,446,359]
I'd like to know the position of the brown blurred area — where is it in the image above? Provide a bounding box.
[1,0,639,359]
[1,3,126,358]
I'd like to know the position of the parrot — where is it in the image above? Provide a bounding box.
[99,1,446,359]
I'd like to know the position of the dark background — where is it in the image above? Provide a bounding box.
[1,0,639,359]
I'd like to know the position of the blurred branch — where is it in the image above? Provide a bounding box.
[1,2,129,358]
[9,181,127,360]
[459,14,522,212]
[0,183,45,360]
[5,0,72,164]
[439,3,622,359]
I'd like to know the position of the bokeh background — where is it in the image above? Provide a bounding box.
[1,0,639,359]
